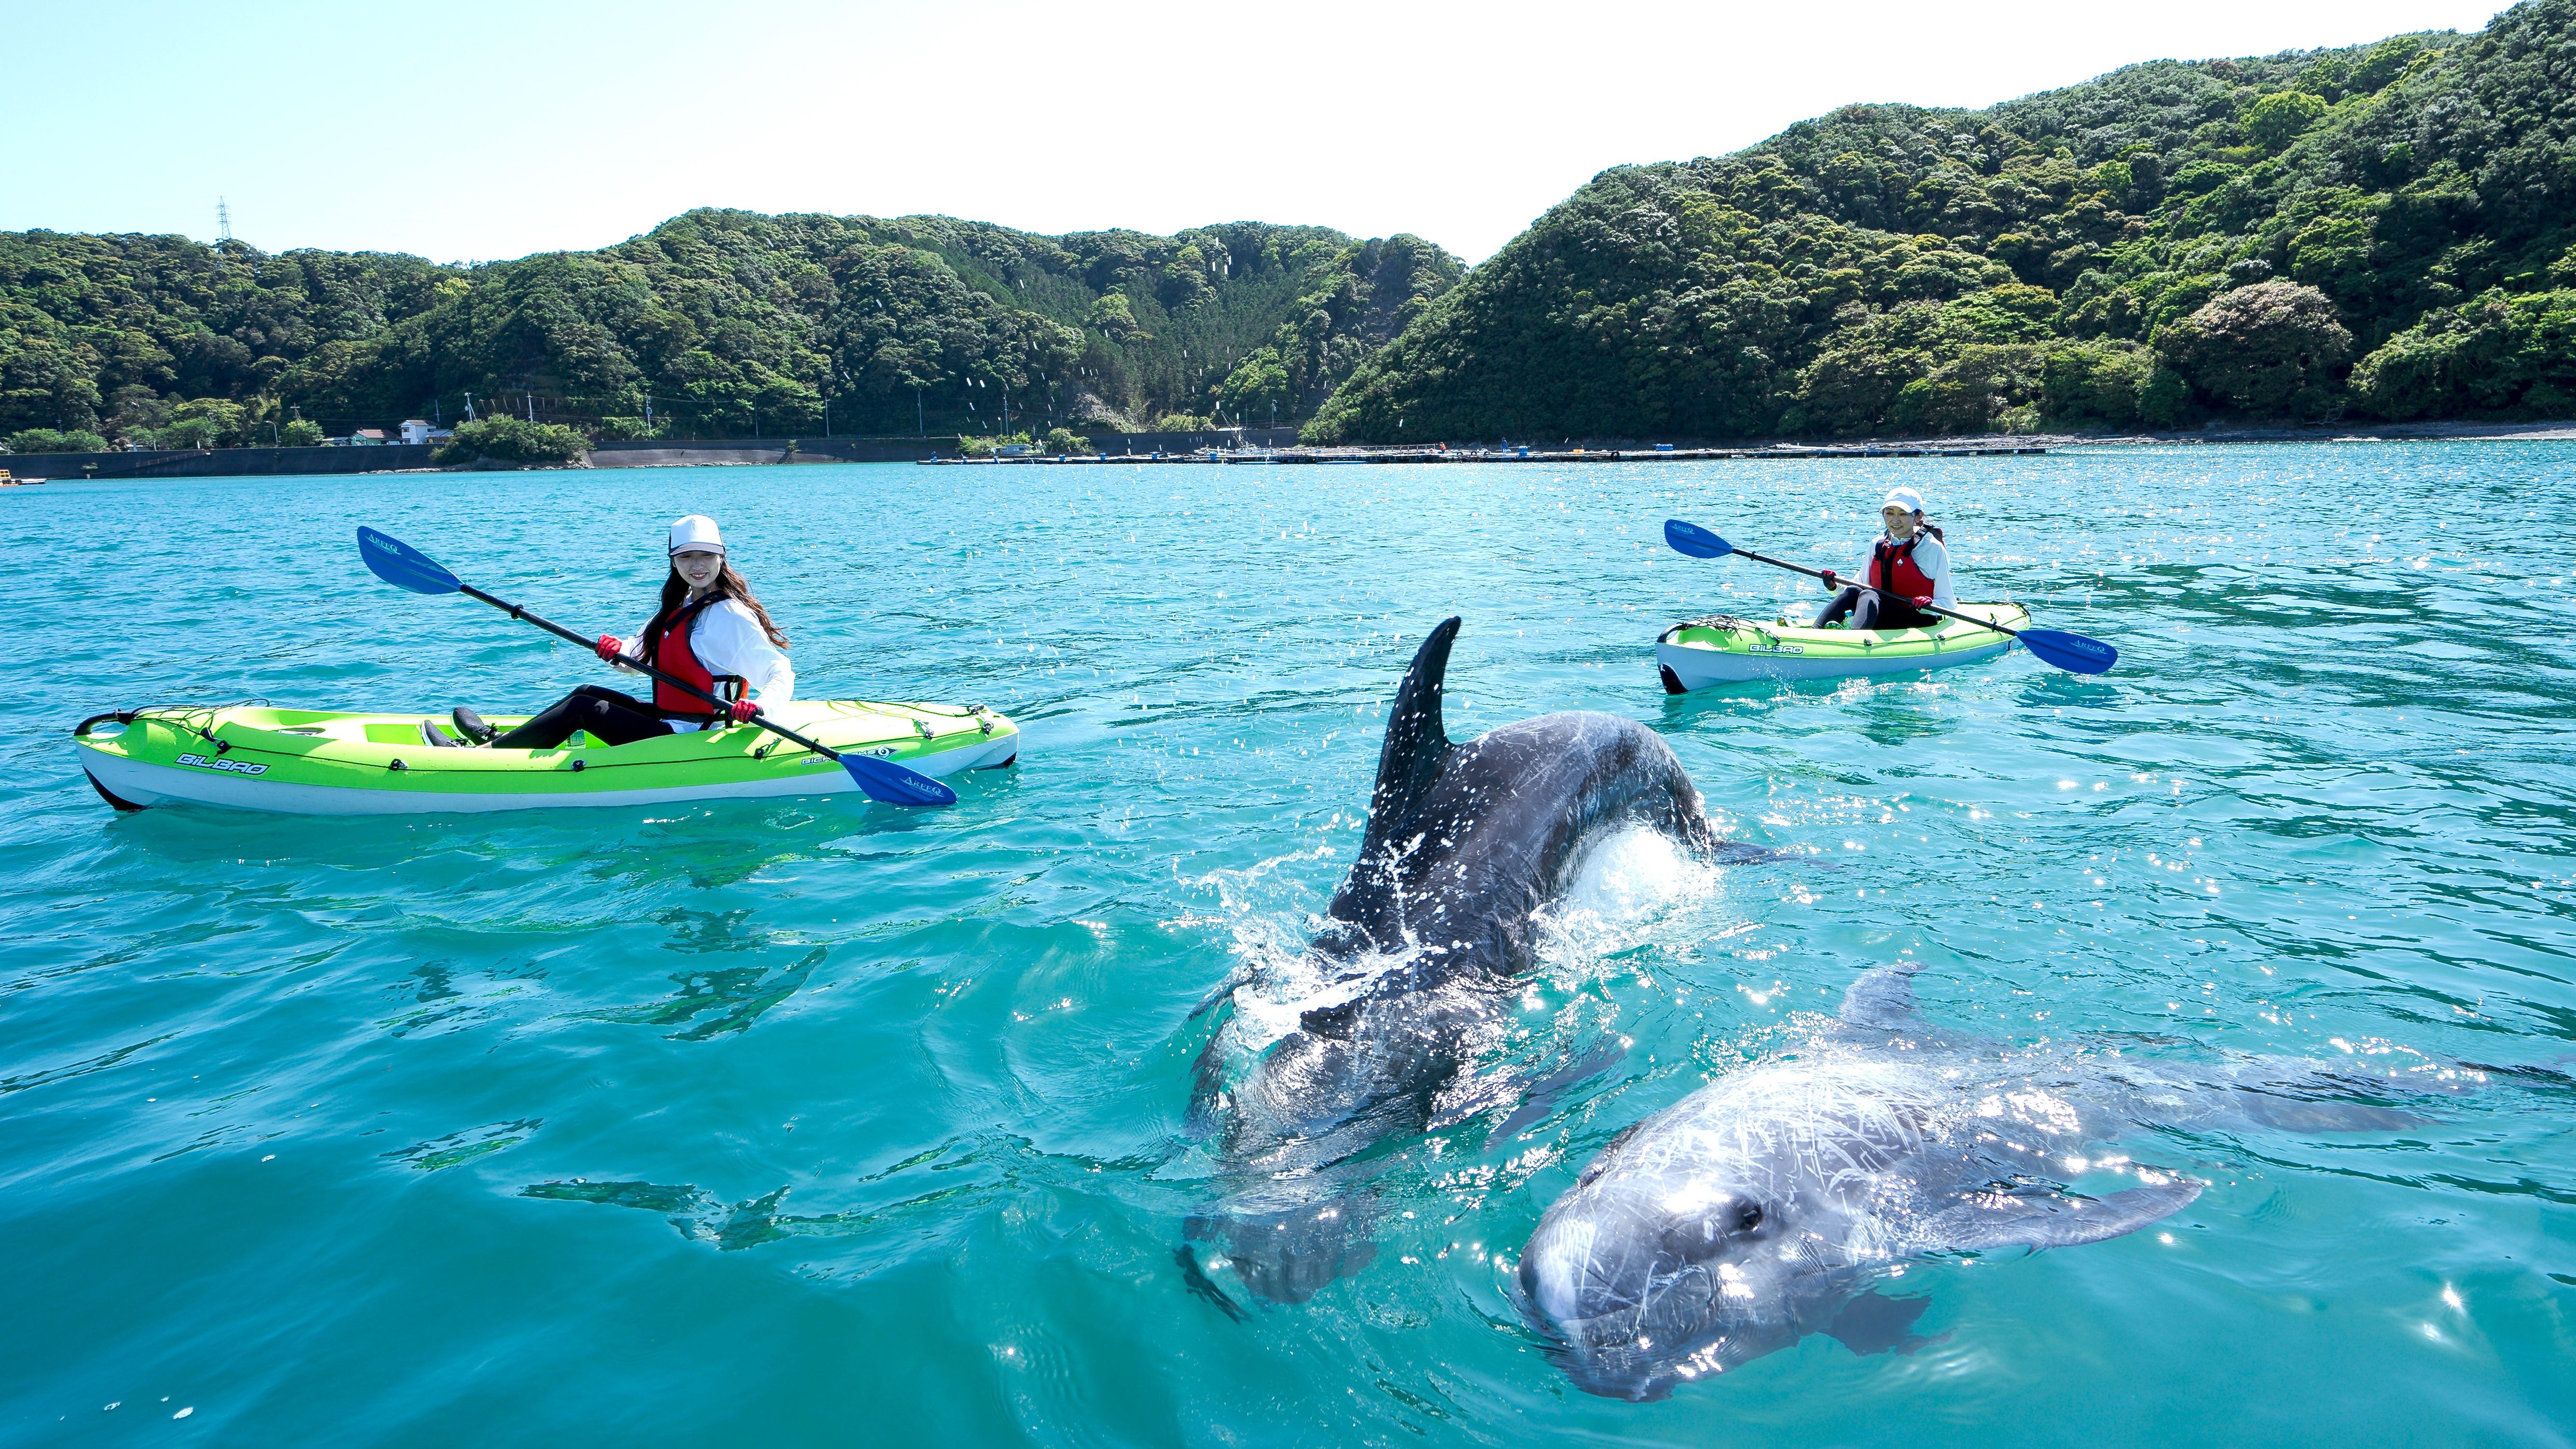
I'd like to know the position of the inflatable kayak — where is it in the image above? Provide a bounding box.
[1657,602,2031,691]
[71,699,1018,815]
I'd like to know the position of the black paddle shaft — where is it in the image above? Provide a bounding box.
[455,583,849,762]
[1722,543,2021,640]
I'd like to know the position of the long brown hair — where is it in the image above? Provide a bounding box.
[658,559,789,648]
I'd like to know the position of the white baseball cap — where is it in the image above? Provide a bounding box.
[668,514,725,555]
[1881,488,1925,514]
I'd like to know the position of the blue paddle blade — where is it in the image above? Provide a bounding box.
[2018,629,2118,675]
[1663,519,1734,559]
[839,752,958,807]
[358,527,462,595]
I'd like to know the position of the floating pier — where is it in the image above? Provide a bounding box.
[917,443,2047,466]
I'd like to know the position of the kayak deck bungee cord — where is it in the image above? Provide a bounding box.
[1656,602,2032,690]
[71,699,1018,815]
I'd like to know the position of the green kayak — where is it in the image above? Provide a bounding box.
[72,699,1019,815]
[1657,602,2031,691]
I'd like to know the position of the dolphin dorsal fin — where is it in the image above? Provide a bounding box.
[1358,618,1461,862]
[1838,960,1925,1029]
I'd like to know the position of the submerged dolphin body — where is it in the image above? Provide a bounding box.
[1187,617,1724,1303]
[1518,961,2429,1399]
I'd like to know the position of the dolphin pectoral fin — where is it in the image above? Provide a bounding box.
[1487,1038,1629,1139]
[2223,1089,2428,1133]
[1186,962,1256,1022]
[1174,1246,1251,1323]
[1356,618,1461,863]
[1824,1292,1939,1356]
[1837,960,1927,1030]
[1910,1178,2203,1254]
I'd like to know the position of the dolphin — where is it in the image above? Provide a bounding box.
[1518,960,2432,1399]
[1186,616,1731,1304]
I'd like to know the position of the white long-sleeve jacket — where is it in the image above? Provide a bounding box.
[615,597,795,728]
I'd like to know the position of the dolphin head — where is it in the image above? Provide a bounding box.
[1517,1143,1815,1399]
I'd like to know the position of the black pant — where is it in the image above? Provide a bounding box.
[1815,587,1934,631]
[488,685,678,750]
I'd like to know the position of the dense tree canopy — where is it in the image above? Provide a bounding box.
[1310,0,2576,441]
[1,213,1459,446]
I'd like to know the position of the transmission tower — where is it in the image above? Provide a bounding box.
[217,197,233,243]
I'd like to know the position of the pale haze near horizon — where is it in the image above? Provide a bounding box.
[3,0,2511,267]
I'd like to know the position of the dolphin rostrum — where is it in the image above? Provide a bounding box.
[1186,616,1729,1304]
[1517,959,2432,1399]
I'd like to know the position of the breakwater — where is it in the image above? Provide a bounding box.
[0,444,438,480]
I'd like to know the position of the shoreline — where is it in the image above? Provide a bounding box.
[7,419,2572,483]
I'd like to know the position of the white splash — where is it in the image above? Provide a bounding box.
[1533,827,1721,975]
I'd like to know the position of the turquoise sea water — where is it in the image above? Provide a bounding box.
[5,446,2572,1446]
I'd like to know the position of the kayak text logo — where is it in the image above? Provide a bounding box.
[176,753,269,776]
[1748,643,1806,655]
[860,746,900,759]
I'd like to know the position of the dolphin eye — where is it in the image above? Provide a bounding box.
[1736,1203,1764,1233]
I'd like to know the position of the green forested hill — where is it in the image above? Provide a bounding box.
[1310,0,2576,442]
[0,212,1458,446]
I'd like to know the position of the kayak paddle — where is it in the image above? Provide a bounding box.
[1661,518,2117,675]
[356,526,958,806]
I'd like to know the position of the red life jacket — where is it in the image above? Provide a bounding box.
[1868,533,1936,602]
[641,596,742,720]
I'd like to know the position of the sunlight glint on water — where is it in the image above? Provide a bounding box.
[2,445,2571,1446]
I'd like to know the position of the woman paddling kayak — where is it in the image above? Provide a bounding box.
[1815,487,1952,630]
[427,514,794,748]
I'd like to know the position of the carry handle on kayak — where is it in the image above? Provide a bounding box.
[356,527,956,806]
[1661,519,2117,676]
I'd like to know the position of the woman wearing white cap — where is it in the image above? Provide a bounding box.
[1814,487,1952,630]
[440,515,796,749]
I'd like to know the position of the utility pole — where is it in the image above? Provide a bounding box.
[217,197,232,243]
[645,394,654,431]
[463,391,476,422]
[916,385,923,437]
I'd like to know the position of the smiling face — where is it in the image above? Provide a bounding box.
[672,548,723,592]
[1882,505,1917,540]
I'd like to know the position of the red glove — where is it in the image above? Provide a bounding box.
[1911,595,1934,609]
[728,697,760,725]
[595,634,623,663]
[1820,569,1839,588]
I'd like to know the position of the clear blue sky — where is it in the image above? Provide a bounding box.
[2,0,2512,265]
